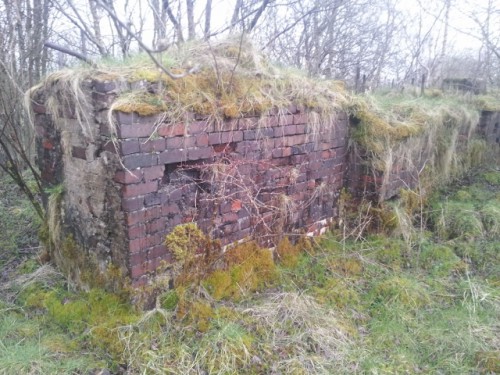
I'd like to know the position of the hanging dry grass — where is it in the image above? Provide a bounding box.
[349,93,482,198]
[29,36,349,145]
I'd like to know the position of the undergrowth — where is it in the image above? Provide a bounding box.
[0,168,498,373]
[0,172,40,273]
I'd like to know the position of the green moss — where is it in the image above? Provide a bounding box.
[159,290,180,310]
[113,91,167,116]
[165,223,206,266]
[420,244,464,276]
[312,277,361,309]
[374,242,404,269]
[188,301,214,332]
[204,270,232,300]
[329,257,363,277]
[275,236,300,268]
[204,241,277,301]
[482,171,500,185]
[371,276,431,309]
[475,351,500,373]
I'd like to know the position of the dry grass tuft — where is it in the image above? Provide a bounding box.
[244,292,352,372]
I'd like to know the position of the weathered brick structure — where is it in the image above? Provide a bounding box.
[32,78,348,288]
[478,110,500,149]
[31,73,498,290]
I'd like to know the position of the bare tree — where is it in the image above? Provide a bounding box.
[0,0,52,219]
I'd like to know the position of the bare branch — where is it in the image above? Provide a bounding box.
[44,42,97,67]
[97,0,196,79]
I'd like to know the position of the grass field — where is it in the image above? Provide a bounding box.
[0,168,498,374]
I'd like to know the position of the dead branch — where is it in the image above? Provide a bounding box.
[44,42,97,67]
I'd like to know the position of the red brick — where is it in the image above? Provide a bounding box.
[150,245,167,259]
[162,203,180,216]
[130,237,147,254]
[208,132,223,145]
[139,138,166,153]
[188,147,213,160]
[238,117,259,130]
[143,165,165,181]
[131,263,146,278]
[146,217,167,234]
[223,212,238,223]
[102,140,118,153]
[42,139,54,150]
[284,124,297,135]
[130,250,147,268]
[196,133,209,147]
[208,131,243,145]
[278,115,295,126]
[128,224,146,239]
[144,193,161,207]
[114,170,143,184]
[146,259,158,273]
[166,136,185,149]
[118,123,155,138]
[122,181,158,198]
[186,120,207,134]
[272,148,283,158]
[122,153,157,169]
[276,134,306,147]
[158,149,186,164]
[287,104,298,114]
[231,199,242,212]
[293,113,309,125]
[120,139,140,155]
[146,233,163,247]
[296,124,306,134]
[122,197,144,212]
[126,206,161,226]
[158,123,185,137]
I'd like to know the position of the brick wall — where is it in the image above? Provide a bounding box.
[113,108,348,287]
[33,78,349,288]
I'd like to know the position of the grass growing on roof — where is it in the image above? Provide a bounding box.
[30,36,349,144]
[349,92,484,199]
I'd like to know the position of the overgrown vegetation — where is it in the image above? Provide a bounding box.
[349,92,489,201]
[0,168,498,374]
[29,38,348,145]
[0,172,40,274]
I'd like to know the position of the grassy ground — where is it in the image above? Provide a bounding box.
[0,168,498,374]
[0,173,40,281]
